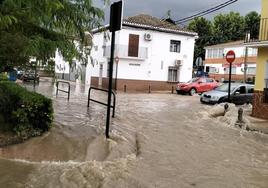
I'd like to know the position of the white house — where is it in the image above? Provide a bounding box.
[88,14,197,91]
[55,14,197,91]
[204,40,258,82]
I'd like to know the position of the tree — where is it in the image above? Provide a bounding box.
[0,0,105,72]
[187,17,213,61]
[212,12,245,44]
[244,11,261,40]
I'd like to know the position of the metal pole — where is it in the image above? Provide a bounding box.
[243,46,248,83]
[244,32,250,83]
[115,61,118,91]
[106,31,116,139]
[228,62,232,102]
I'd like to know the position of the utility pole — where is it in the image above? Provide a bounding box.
[244,32,250,83]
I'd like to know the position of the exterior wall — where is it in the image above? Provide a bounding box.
[91,77,177,92]
[204,45,257,81]
[255,47,268,90]
[261,0,268,19]
[252,0,268,119]
[89,27,196,91]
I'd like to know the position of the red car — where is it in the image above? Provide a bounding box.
[176,77,219,96]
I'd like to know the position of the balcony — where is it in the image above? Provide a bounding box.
[103,45,148,60]
[260,18,268,41]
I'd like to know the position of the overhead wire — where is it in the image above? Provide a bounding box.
[154,0,239,30]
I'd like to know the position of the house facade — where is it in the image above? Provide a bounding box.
[204,41,257,82]
[88,14,197,91]
[245,0,268,119]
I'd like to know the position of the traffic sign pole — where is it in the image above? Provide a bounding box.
[225,50,236,103]
[228,62,232,102]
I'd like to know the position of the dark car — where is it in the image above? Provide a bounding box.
[176,77,219,96]
[200,83,254,105]
[20,71,39,82]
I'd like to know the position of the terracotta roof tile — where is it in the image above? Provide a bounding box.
[122,14,197,36]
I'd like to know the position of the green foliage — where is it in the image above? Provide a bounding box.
[245,11,261,39]
[0,73,8,81]
[187,11,261,63]
[0,82,53,139]
[213,12,245,43]
[188,17,213,60]
[0,0,105,72]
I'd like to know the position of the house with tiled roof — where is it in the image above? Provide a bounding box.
[204,40,258,82]
[87,14,198,91]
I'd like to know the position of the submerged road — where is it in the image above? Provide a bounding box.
[0,80,268,188]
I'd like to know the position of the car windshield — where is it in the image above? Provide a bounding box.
[215,84,237,92]
[187,78,199,83]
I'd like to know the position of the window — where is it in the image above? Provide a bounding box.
[236,86,246,94]
[107,61,110,77]
[247,86,254,94]
[168,67,178,82]
[207,49,213,58]
[224,67,237,74]
[170,40,181,53]
[208,67,217,73]
[128,34,139,57]
[247,67,256,75]
[206,78,214,83]
[206,48,224,58]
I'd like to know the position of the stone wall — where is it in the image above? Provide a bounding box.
[252,90,268,119]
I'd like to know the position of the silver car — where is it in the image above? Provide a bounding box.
[200,83,254,105]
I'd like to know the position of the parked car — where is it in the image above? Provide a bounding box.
[176,77,219,96]
[200,83,254,105]
[20,71,39,82]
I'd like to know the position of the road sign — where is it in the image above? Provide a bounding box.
[109,1,123,32]
[226,50,236,63]
[226,50,236,102]
[115,56,119,63]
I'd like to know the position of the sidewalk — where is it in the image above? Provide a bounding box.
[247,116,268,134]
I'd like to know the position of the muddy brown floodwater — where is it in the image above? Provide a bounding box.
[0,79,268,188]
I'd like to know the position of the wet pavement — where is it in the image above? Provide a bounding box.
[0,79,268,188]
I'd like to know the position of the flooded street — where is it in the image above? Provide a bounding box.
[0,79,268,188]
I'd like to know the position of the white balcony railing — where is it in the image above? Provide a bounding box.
[103,45,148,60]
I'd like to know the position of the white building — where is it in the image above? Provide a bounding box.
[204,40,258,82]
[55,14,198,91]
[89,14,197,91]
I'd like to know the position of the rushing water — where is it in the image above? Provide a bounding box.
[0,79,268,188]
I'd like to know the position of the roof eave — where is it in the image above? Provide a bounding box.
[123,21,198,37]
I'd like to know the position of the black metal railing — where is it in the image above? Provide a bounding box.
[260,18,268,41]
[88,87,116,118]
[56,81,70,101]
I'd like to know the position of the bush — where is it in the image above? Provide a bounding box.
[0,82,53,139]
[0,73,8,81]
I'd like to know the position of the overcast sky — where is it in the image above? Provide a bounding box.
[94,0,261,24]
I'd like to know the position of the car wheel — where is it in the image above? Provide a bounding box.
[189,88,197,96]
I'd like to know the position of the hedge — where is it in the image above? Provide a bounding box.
[0,73,8,81]
[0,82,53,139]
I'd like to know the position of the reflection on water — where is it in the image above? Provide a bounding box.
[0,79,268,188]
